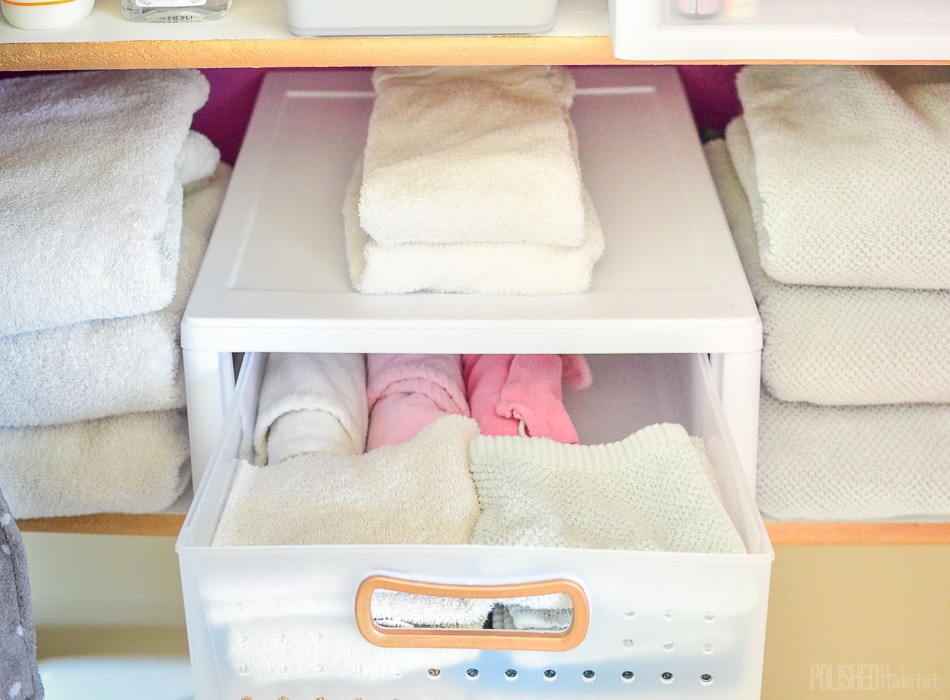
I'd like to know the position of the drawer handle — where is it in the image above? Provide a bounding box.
[355,574,590,652]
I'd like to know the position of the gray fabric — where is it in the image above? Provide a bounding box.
[0,487,42,699]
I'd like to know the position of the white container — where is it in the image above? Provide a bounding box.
[609,0,950,61]
[283,0,557,37]
[177,351,773,700]
[39,656,193,700]
[0,0,93,30]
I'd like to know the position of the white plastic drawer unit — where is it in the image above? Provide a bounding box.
[177,351,774,700]
[609,0,950,61]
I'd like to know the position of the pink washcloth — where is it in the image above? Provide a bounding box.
[366,354,470,451]
[462,354,591,443]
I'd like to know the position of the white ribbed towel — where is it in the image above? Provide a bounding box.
[713,129,950,406]
[0,410,190,519]
[735,64,950,289]
[469,424,746,554]
[0,160,229,428]
[345,159,605,295]
[253,353,368,465]
[0,69,210,336]
[758,391,950,521]
[359,65,586,247]
[213,415,481,547]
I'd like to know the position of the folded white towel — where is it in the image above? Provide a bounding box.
[491,594,573,632]
[371,588,493,630]
[469,424,746,554]
[359,65,586,247]
[0,410,190,519]
[713,128,950,406]
[0,161,229,428]
[0,69,210,336]
[213,415,481,547]
[253,353,368,465]
[735,65,950,289]
[758,391,950,521]
[345,159,605,295]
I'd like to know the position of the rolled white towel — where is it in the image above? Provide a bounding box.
[0,69,211,335]
[359,65,587,248]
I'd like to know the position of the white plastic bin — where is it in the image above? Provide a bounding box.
[177,351,773,699]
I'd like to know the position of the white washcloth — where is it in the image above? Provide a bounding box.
[213,415,481,547]
[252,353,368,465]
[0,69,210,336]
[0,160,229,428]
[469,424,746,554]
[734,64,950,289]
[371,589,493,630]
[359,65,586,247]
[345,159,605,295]
[0,410,190,519]
[713,129,950,406]
[758,391,950,521]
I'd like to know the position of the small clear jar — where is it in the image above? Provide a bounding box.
[121,0,231,22]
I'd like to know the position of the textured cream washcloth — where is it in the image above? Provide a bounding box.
[359,65,586,247]
[345,159,605,295]
[469,423,746,554]
[713,129,950,406]
[735,65,950,289]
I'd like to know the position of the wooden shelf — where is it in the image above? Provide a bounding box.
[766,521,950,546]
[18,512,186,537]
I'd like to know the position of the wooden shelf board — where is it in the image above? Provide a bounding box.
[18,512,186,537]
[765,521,950,546]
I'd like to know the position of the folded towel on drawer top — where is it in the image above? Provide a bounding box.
[710,130,950,406]
[469,423,747,554]
[0,159,229,428]
[253,353,368,464]
[0,69,211,336]
[735,65,950,289]
[344,158,605,295]
[359,65,586,248]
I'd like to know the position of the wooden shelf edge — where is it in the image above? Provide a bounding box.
[766,521,950,546]
[18,512,186,537]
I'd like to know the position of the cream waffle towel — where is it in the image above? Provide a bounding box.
[359,65,586,247]
[0,69,211,336]
[252,353,368,464]
[713,128,950,406]
[735,64,950,289]
[0,160,230,428]
[758,391,950,521]
[469,423,746,554]
[213,415,480,547]
[0,410,190,519]
[345,159,605,295]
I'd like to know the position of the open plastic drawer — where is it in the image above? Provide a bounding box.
[177,352,773,699]
[609,0,950,61]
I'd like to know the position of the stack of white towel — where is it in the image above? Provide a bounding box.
[345,65,605,295]
[0,70,231,519]
[705,65,950,521]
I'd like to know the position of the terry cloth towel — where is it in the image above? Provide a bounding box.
[253,353,368,465]
[370,589,493,630]
[366,354,470,451]
[490,595,574,632]
[344,159,605,295]
[0,409,190,519]
[712,129,950,406]
[462,354,592,443]
[758,391,950,521]
[0,69,211,336]
[0,488,43,700]
[0,159,230,428]
[359,65,585,247]
[469,423,746,554]
[734,64,950,289]
[213,415,481,547]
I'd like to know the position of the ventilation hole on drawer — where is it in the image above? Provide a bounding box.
[622,638,635,649]
[427,668,441,678]
[621,671,635,683]
[314,665,326,676]
[466,668,479,680]
[390,667,403,678]
[703,612,716,622]
[505,668,518,681]
[241,696,251,700]
[278,696,289,700]
[662,642,675,652]
[701,673,714,686]
[623,609,636,619]
[663,609,675,620]
[277,663,289,676]
[702,643,715,655]
[661,671,674,684]
[237,664,250,676]
[582,669,596,682]
[543,669,557,681]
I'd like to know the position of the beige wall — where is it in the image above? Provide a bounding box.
[22,534,950,698]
